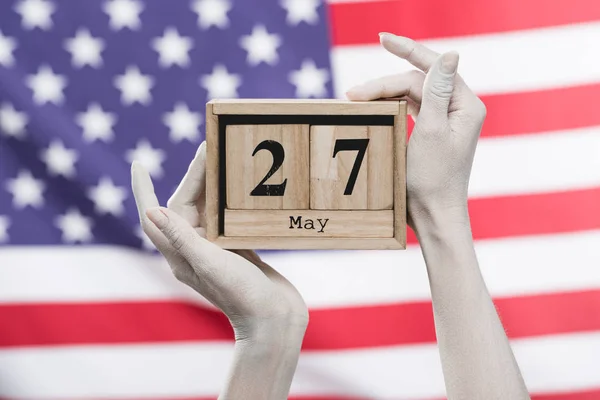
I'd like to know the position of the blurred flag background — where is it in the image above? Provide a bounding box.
[1,0,599,398]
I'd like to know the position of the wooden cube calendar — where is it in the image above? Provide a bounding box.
[205,99,407,250]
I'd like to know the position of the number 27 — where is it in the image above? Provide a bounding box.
[250,138,369,196]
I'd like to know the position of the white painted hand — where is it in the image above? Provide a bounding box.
[131,142,308,340]
[346,33,487,229]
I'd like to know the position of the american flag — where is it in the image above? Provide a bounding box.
[0,0,599,398]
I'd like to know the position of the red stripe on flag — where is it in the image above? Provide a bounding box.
[1,289,599,349]
[21,391,600,400]
[0,301,233,347]
[407,187,600,244]
[532,388,600,400]
[3,390,600,400]
[300,392,600,400]
[328,0,600,45]
[469,187,600,239]
[305,289,600,350]
[295,391,600,400]
[480,83,599,138]
[396,80,599,140]
[299,389,600,400]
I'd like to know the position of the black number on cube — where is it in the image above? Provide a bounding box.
[332,138,370,195]
[250,140,287,196]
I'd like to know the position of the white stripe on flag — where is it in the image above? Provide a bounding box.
[0,230,599,307]
[330,21,600,96]
[470,126,600,198]
[0,246,206,305]
[0,332,598,398]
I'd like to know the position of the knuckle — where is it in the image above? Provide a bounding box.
[404,41,417,61]
[428,88,450,104]
[171,267,187,283]
[170,233,185,252]
[429,80,453,99]
[378,80,390,97]
[408,69,423,81]
[164,224,186,252]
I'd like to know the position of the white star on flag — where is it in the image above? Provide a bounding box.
[152,27,193,68]
[103,0,143,31]
[26,65,67,105]
[126,140,166,179]
[5,170,46,209]
[14,0,55,30]
[200,64,241,99]
[280,0,320,25]
[55,208,93,243]
[0,30,17,67]
[88,177,128,216]
[76,103,117,143]
[191,0,231,29]
[163,102,202,143]
[40,140,79,178]
[114,66,154,105]
[0,103,28,139]
[289,59,329,98]
[240,25,282,66]
[64,28,105,68]
[0,216,10,243]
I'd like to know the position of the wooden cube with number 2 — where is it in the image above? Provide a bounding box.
[226,124,309,210]
[205,99,407,250]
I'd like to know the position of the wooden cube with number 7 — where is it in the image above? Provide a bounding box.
[205,99,407,250]
[310,125,393,210]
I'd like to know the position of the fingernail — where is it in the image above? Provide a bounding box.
[146,207,169,229]
[379,32,392,42]
[345,87,362,100]
[195,141,206,156]
[441,51,459,74]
